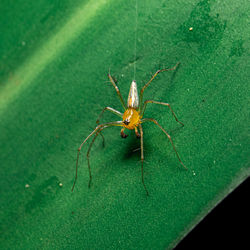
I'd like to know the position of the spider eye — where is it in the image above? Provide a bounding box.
[123,120,130,125]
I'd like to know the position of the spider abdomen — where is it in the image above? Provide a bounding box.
[127,80,139,108]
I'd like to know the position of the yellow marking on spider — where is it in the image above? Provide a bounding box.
[72,62,187,196]
[122,108,140,130]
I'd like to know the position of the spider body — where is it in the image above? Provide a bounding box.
[122,80,141,130]
[122,108,140,130]
[72,62,187,195]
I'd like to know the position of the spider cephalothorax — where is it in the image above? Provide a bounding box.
[122,108,140,129]
[72,62,187,196]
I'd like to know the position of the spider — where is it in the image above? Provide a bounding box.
[72,62,187,195]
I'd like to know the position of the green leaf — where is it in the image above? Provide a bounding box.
[0,0,249,249]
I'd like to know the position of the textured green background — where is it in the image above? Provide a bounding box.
[0,0,249,249]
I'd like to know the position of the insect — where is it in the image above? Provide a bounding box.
[72,62,187,195]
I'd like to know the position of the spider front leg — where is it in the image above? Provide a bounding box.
[96,107,123,124]
[138,124,149,196]
[72,121,123,191]
[141,100,184,126]
[135,127,140,138]
[120,128,128,138]
[120,126,140,139]
[141,118,187,170]
[96,107,123,146]
[86,126,106,188]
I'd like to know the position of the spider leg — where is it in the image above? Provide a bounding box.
[108,72,126,110]
[138,124,149,196]
[120,127,128,138]
[141,100,184,126]
[71,121,123,191]
[86,126,107,188]
[134,127,140,138]
[96,107,123,146]
[99,132,105,147]
[96,107,123,124]
[141,118,187,170]
[139,62,180,110]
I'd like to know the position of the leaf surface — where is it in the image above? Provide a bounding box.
[0,0,249,249]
